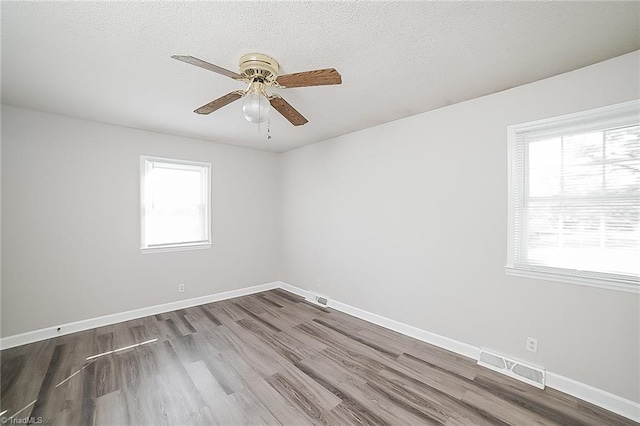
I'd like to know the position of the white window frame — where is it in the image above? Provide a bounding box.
[506,100,640,293]
[140,155,212,254]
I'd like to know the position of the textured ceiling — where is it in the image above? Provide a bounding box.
[2,2,639,152]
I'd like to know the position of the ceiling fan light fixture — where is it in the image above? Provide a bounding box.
[242,81,270,124]
[172,53,341,126]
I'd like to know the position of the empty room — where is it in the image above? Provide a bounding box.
[1,2,639,425]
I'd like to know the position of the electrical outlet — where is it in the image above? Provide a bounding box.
[316,279,322,289]
[178,283,185,293]
[526,337,538,353]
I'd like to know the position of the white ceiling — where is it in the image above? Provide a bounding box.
[2,2,638,153]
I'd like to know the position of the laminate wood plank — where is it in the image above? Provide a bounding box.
[135,342,203,424]
[269,364,342,412]
[163,318,187,339]
[269,293,331,319]
[272,329,327,361]
[1,339,56,420]
[276,327,330,354]
[266,372,334,424]
[317,344,485,426]
[30,344,68,420]
[232,387,283,425]
[364,378,447,425]
[2,289,634,426]
[395,353,473,399]
[325,401,392,426]
[374,366,508,426]
[255,293,284,309]
[210,300,248,322]
[101,322,136,349]
[472,372,592,426]
[198,392,245,425]
[295,321,407,376]
[51,331,99,424]
[204,326,278,377]
[94,355,120,399]
[181,312,222,339]
[234,297,268,315]
[313,311,366,336]
[235,304,282,333]
[296,354,432,426]
[166,332,202,364]
[214,320,299,378]
[131,316,162,342]
[404,344,480,381]
[312,318,401,357]
[272,288,306,303]
[197,305,222,326]
[238,319,303,364]
[245,378,315,426]
[184,360,228,402]
[462,389,560,426]
[259,291,305,310]
[177,313,198,334]
[130,324,153,343]
[94,389,128,426]
[198,349,246,395]
[114,348,144,424]
[81,357,96,425]
[576,399,638,426]
[51,399,76,426]
[257,306,316,330]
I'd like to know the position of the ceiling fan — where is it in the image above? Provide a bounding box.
[172,53,342,126]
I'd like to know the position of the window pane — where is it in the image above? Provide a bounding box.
[509,101,640,288]
[528,138,561,197]
[562,164,603,195]
[605,161,639,194]
[143,160,209,247]
[562,131,603,165]
[605,125,639,161]
[527,203,639,275]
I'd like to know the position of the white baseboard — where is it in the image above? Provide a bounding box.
[0,281,280,350]
[278,282,640,423]
[546,372,640,423]
[2,280,638,422]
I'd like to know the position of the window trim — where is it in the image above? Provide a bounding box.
[140,155,212,254]
[506,100,640,293]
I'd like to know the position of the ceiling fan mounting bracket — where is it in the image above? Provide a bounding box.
[239,53,279,85]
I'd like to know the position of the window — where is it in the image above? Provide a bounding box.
[506,101,639,292]
[140,156,211,253]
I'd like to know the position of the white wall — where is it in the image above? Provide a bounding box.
[279,51,640,402]
[1,106,279,337]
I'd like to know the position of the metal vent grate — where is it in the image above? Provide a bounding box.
[306,292,330,307]
[478,349,545,389]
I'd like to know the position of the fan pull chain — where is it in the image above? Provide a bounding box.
[267,118,272,140]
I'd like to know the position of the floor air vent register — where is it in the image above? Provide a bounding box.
[478,349,545,389]
[306,292,330,307]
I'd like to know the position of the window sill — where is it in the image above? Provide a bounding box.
[504,266,639,294]
[141,243,212,254]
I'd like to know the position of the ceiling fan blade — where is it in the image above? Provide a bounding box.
[194,91,243,115]
[172,55,242,80]
[276,68,342,88]
[269,96,308,126]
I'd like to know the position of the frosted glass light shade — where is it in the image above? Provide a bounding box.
[242,92,270,123]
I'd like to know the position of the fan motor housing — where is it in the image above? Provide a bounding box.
[239,53,279,85]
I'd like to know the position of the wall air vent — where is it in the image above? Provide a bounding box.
[478,349,545,389]
[306,292,330,307]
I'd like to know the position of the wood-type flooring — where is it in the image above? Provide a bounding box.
[1,289,636,425]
